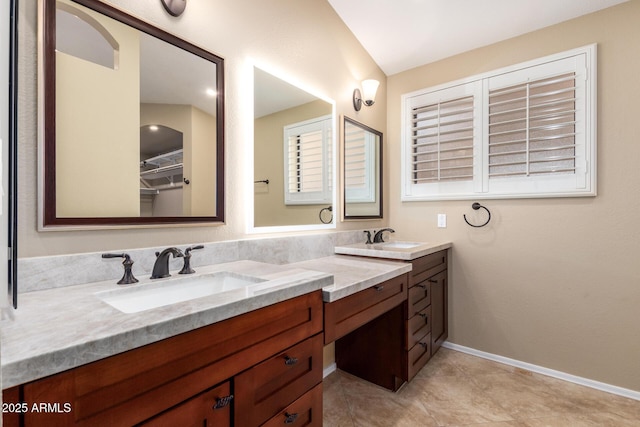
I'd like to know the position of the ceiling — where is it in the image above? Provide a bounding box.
[327,0,628,76]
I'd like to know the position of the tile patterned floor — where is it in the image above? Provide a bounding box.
[323,348,640,426]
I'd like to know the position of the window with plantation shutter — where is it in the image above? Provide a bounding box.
[284,115,332,205]
[402,45,596,201]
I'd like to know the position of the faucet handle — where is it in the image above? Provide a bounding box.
[364,230,373,245]
[179,245,204,275]
[185,245,204,255]
[101,253,139,285]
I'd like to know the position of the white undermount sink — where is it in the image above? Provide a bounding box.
[96,272,266,314]
[380,241,423,249]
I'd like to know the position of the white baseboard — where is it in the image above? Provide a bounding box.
[442,342,640,401]
[323,362,337,378]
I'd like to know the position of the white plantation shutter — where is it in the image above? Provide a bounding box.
[403,81,483,199]
[284,115,332,204]
[488,72,577,178]
[411,95,475,183]
[402,45,595,200]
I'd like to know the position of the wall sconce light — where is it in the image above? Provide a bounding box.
[353,79,380,111]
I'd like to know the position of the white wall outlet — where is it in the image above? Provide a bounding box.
[437,214,447,228]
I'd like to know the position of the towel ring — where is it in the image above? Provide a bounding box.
[319,206,333,224]
[463,202,491,228]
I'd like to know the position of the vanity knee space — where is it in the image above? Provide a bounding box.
[322,248,450,391]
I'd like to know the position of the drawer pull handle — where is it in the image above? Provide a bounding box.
[416,284,427,290]
[417,313,429,324]
[284,412,299,424]
[284,355,298,366]
[373,285,384,292]
[213,394,234,410]
[418,341,428,348]
[428,279,438,284]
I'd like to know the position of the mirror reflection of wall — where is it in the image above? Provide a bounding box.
[253,67,334,227]
[343,117,382,219]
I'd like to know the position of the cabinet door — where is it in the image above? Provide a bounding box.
[139,381,232,427]
[429,270,448,354]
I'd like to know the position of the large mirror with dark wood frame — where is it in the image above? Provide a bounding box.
[343,116,382,219]
[40,0,224,228]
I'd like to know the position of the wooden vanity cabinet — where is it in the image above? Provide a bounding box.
[405,250,448,379]
[323,249,449,391]
[325,274,408,391]
[3,291,323,427]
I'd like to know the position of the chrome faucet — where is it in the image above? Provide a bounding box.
[151,247,184,279]
[373,228,395,243]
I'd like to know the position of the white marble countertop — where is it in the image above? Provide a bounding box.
[291,255,412,303]
[0,260,332,388]
[334,241,452,261]
[1,244,450,388]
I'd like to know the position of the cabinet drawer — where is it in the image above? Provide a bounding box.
[235,334,323,427]
[406,305,431,350]
[407,333,431,381]
[261,383,322,427]
[407,280,430,317]
[324,274,408,343]
[140,381,232,427]
[409,250,447,286]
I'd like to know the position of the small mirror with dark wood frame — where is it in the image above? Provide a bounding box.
[40,0,224,228]
[343,116,382,219]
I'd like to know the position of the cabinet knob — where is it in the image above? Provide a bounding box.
[212,394,234,410]
[373,285,384,292]
[284,355,298,366]
[284,412,299,424]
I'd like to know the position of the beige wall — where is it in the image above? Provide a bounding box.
[254,99,332,227]
[19,0,386,256]
[190,106,217,216]
[56,0,140,217]
[387,1,640,392]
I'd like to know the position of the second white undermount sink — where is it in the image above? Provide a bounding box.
[380,242,423,249]
[96,272,266,314]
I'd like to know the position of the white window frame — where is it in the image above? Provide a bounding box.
[401,44,596,201]
[283,115,332,205]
